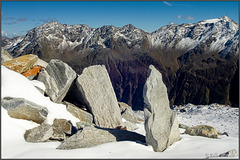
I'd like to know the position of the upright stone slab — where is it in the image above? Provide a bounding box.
[143,65,180,152]
[37,59,77,103]
[76,65,122,128]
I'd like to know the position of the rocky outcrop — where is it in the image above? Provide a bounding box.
[64,101,93,123]
[24,123,53,142]
[57,126,145,150]
[143,65,180,152]
[76,65,122,128]
[37,59,77,103]
[51,119,73,141]
[2,54,38,73]
[184,125,218,138]
[118,102,139,124]
[1,97,48,124]
[1,48,13,63]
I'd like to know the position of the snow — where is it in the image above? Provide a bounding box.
[19,41,31,52]
[1,66,239,158]
[200,18,221,24]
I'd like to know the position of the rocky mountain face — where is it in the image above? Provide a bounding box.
[3,16,239,110]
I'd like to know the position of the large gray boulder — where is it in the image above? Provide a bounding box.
[1,97,48,124]
[76,65,122,128]
[143,65,180,152]
[63,101,93,123]
[37,59,77,103]
[57,126,145,150]
[118,102,139,124]
[24,123,53,142]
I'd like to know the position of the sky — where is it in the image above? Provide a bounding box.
[1,1,239,38]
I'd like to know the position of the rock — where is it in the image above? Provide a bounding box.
[118,102,129,112]
[30,80,46,95]
[2,54,38,73]
[34,58,48,68]
[76,121,94,130]
[51,119,72,141]
[24,123,53,142]
[184,125,218,138]
[218,131,229,137]
[37,59,77,103]
[179,123,190,129]
[121,121,139,131]
[1,48,13,63]
[63,101,93,123]
[1,97,48,124]
[143,65,180,152]
[22,65,45,80]
[57,126,145,150]
[118,102,139,124]
[219,149,238,157]
[76,65,122,128]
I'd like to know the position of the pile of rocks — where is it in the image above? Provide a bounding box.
[1,53,145,149]
[1,50,235,155]
[5,52,226,152]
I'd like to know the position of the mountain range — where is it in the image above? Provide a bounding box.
[2,16,239,110]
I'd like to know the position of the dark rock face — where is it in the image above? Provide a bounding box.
[3,17,239,109]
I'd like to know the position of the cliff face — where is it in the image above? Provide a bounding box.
[3,16,239,109]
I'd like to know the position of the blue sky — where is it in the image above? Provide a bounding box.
[1,1,239,38]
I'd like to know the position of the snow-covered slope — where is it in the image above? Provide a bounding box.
[1,66,80,125]
[1,66,239,158]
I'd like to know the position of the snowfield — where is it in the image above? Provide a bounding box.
[1,66,239,158]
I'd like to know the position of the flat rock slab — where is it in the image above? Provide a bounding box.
[57,126,145,150]
[2,54,38,73]
[143,65,180,152]
[184,125,218,138]
[24,123,53,142]
[1,97,48,124]
[76,65,122,128]
[37,59,77,103]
